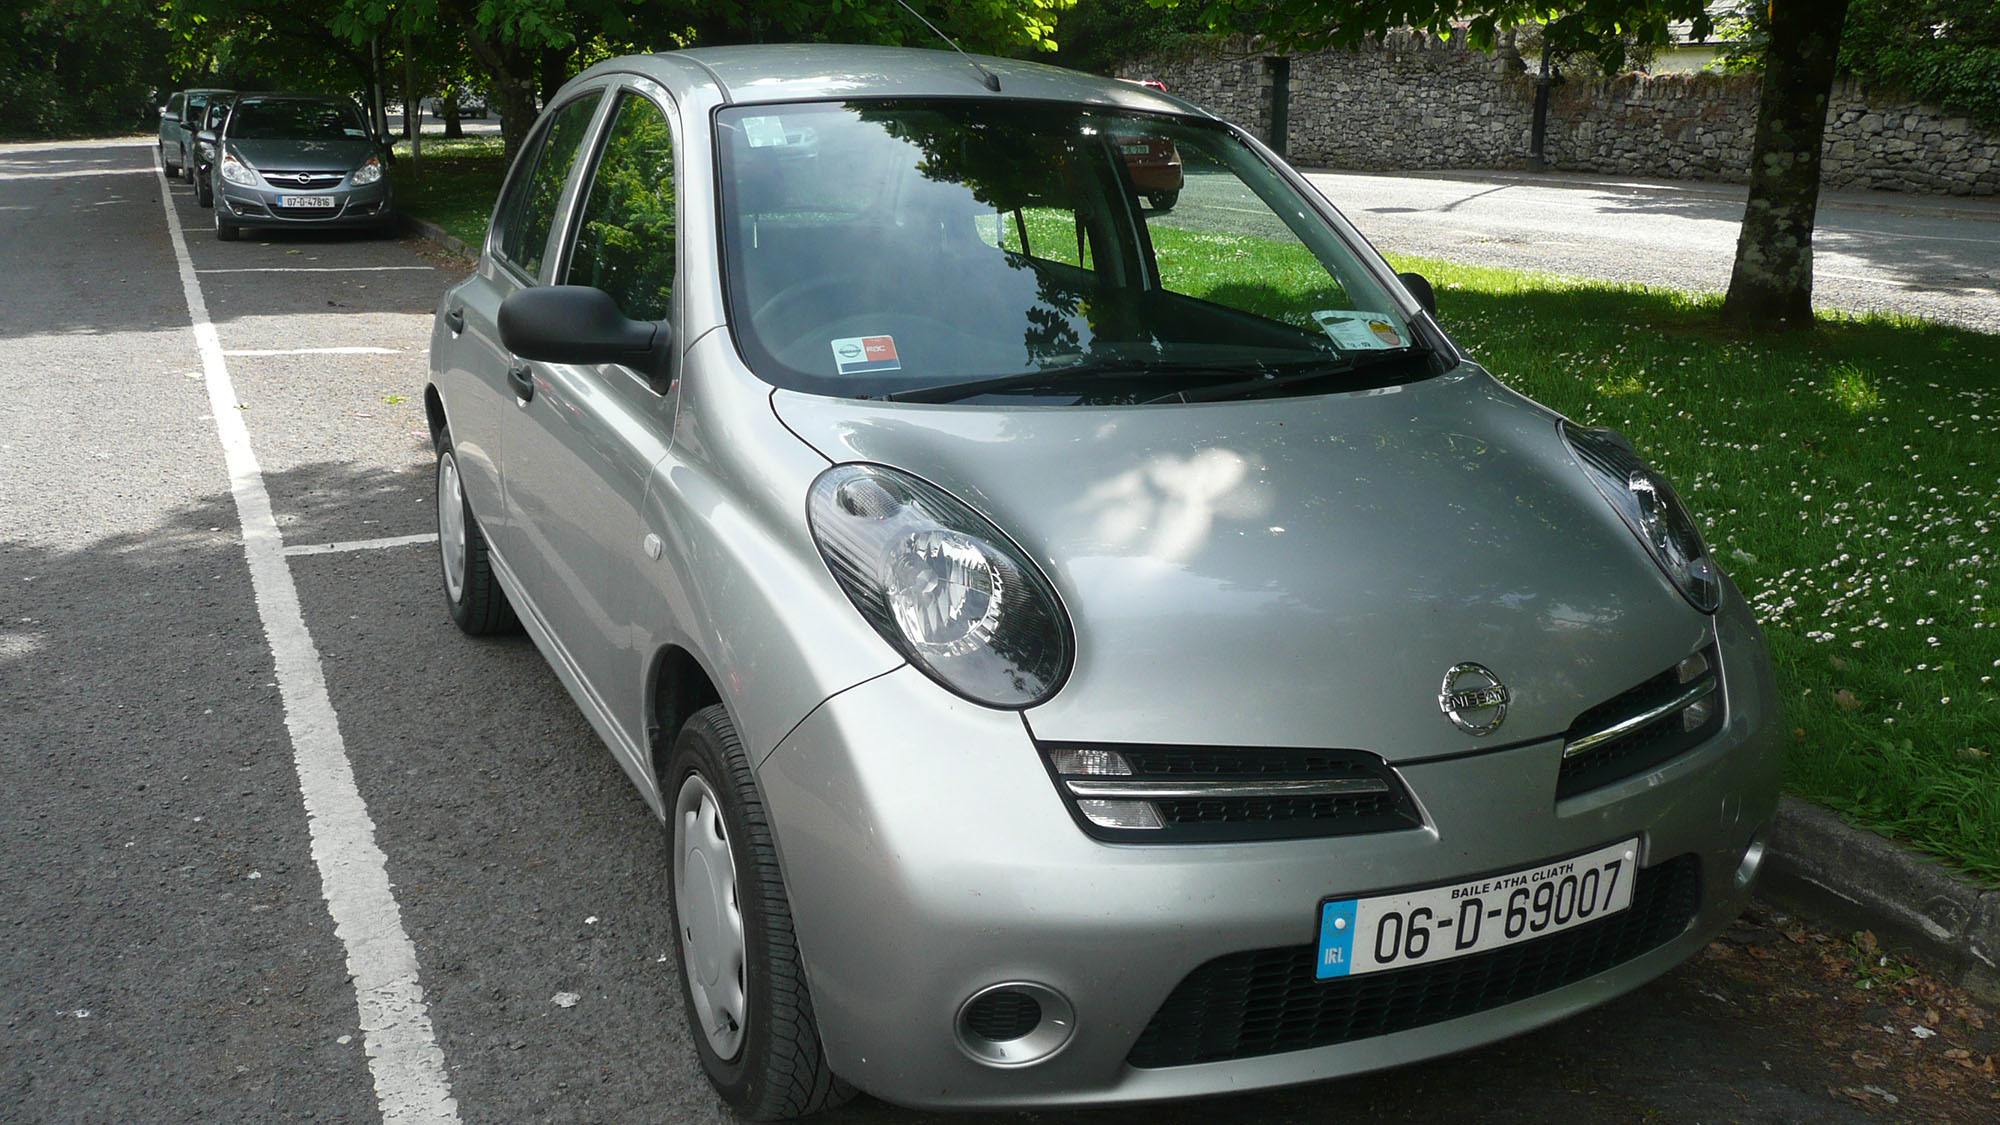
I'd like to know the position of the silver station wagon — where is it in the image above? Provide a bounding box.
[426,45,1782,1118]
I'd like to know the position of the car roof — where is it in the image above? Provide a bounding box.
[231,93,355,103]
[627,44,1202,116]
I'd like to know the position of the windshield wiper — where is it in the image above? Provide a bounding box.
[880,360,1284,404]
[1140,349,1426,405]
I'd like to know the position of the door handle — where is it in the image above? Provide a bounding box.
[443,306,464,335]
[507,362,535,403]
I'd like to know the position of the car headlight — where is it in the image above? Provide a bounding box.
[219,151,258,186]
[808,463,1072,707]
[1561,421,1721,613]
[351,156,383,185]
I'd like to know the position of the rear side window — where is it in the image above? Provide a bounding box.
[167,93,185,119]
[495,93,601,280]
[565,91,676,321]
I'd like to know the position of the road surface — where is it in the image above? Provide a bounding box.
[1304,168,2000,333]
[2,137,1994,1123]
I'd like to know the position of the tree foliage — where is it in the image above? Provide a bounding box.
[1725,0,2000,125]
[2,0,175,136]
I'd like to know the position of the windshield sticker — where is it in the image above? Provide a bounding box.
[1312,309,1405,351]
[831,335,901,376]
[742,115,789,148]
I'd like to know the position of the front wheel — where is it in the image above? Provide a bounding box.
[667,706,852,1120]
[214,214,239,241]
[1148,190,1179,212]
[161,143,180,177]
[434,429,517,635]
[195,176,213,209]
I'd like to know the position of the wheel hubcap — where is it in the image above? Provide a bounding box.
[437,451,467,601]
[675,773,746,1060]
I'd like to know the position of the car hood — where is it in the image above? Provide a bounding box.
[771,366,1714,761]
[228,137,375,173]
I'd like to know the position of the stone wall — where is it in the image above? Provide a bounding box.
[1121,35,1999,196]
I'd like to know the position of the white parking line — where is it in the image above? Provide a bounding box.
[198,266,437,273]
[284,533,438,557]
[153,154,461,1123]
[224,347,404,357]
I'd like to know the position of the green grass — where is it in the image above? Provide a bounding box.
[391,155,2000,879]
[390,135,505,248]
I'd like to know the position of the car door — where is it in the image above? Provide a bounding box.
[159,93,184,154]
[435,88,606,563]
[501,79,682,776]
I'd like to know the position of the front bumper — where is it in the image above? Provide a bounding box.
[218,178,393,228]
[755,588,1783,1109]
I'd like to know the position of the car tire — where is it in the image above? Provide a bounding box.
[1148,190,1179,212]
[196,178,213,209]
[215,215,239,241]
[666,705,853,1121]
[434,429,519,635]
[161,144,180,177]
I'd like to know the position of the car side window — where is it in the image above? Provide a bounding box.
[495,92,601,280]
[565,91,675,321]
[167,93,184,120]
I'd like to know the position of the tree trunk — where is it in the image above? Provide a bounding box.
[464,28,538,160]
[538,46,569,107]
[442,92,463,140]
[1720,1,1851,328]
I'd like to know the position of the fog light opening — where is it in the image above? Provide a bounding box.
[955,982,1075,1067]
[1735,834,1766,891]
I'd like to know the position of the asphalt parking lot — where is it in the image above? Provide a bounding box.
[3,136,1996,1123]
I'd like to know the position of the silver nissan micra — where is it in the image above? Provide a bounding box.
[426,44,1782,1119]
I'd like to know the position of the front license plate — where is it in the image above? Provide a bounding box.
[1316,838,1639,979]
[278,195,337,209]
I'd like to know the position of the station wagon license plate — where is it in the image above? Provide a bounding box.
[1316,838,1639,979]
[278,195,336,209]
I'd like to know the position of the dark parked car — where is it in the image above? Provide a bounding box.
[190,94,236,208]
[200,94,395,240]
[157,87,232,180]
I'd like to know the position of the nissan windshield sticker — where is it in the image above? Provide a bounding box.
[1312,309,1405,351]
[831,335,901,376]
[742,115,789,148]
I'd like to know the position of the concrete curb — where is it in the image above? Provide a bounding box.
[1761,796,2000,1002]
[401,213,476,261]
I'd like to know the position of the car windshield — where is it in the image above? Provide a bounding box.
[715,99,1433,403]
[229,99,367,141]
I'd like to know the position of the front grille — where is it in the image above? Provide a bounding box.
[1127,854,1701,1068]
[1040,744,1422,844]
[1558,646,1722,799]
[264,170,345,189]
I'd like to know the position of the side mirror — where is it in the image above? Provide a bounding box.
[1398,271,1438,317]
[197,129,218,146]
[499,285,669,370]
[160,107,173,120]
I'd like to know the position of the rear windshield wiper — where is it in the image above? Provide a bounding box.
[1141,349,1427,405]
[879,360,1289,404]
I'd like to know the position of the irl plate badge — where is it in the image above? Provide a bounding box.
[1316,898,1359,979]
